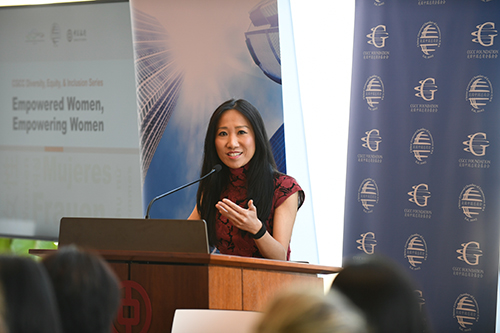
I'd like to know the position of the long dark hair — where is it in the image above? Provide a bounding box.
[196,99,278,245]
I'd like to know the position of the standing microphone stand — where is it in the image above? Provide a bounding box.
[144,165,221,219]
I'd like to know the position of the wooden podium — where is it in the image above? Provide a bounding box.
[31,218,341,332]
[31,249,340,332]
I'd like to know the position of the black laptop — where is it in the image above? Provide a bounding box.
[58,217,209,254]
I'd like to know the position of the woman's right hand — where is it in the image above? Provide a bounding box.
[215,199,262,235]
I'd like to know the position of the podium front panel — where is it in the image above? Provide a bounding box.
[27,250,339,333]
[242,270,323,311]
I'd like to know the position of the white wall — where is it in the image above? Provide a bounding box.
[285,0,355,268]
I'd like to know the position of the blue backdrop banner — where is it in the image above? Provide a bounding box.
[343,1,500,331]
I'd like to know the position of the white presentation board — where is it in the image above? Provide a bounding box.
[0,1,142,240]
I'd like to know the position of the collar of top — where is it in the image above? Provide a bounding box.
[228,161,250,178]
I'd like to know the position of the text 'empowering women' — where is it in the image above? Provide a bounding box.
[11,96,105,135]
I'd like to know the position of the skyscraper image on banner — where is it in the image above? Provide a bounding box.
[131,9,183,181]
[129,0,286,219]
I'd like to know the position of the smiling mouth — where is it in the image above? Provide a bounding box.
[228,152,242,157]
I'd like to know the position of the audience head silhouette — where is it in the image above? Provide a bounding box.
[254,286,368,333]
[331,254,430,333]
[0,255,62,333]
[0,284,6,333]
[42,245,122,333]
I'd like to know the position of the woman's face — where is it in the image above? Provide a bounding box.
[215,109,256,169]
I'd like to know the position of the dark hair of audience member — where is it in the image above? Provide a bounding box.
[0,283,7,333]
[0,255,63,333]
[331,254,430,333]
[254,286,368,333]
[42,245,122,333]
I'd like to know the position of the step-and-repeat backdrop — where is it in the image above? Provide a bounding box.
[343,1,499,331]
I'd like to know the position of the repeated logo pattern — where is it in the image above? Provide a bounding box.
[471,22,497,47]
[348,2,499,331]
[367,25,389,48]
[356,232,377,254]
[404,234,427,270]
[363,75,384,110]
[459,184,486,222]
[456,241,483,266]
[453,294,479,331]
[415,290,426,311]
[463,132,489,156]
[414,77,438,101]
[410,129,434,164]
[358,178,379,213]
[466,75,493,113]
[417,22,441,58]
[361,129,382,152]
[408,183,431,207]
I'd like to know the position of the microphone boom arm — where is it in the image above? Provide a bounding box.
[144,165,221,219]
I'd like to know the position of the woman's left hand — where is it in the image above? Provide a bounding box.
[215,198,262,234]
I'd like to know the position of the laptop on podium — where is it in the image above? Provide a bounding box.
[58,217,210,254]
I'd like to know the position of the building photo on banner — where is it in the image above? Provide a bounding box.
[130,0,318,263]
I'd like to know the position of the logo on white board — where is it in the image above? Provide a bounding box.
[51,23,61,47]
[26,29,45,44]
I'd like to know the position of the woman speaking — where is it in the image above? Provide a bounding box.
[189,99,304,261]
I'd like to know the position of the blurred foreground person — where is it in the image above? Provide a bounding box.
[0,285,7,333]
[254,286,368,333]
[0,255,62,333]
[42,245,121,333]
[332,255,430,333]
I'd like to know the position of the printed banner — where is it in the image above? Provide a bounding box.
[0,2,141,240]
[129,0,286,220]
[343,1,500,331]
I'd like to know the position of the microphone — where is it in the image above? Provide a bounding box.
[144,164,222,219]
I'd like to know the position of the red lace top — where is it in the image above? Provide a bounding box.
[215,166,304,260]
